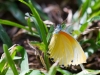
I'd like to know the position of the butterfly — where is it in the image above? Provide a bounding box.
[48,25,86,67]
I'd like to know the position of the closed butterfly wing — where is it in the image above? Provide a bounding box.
[48,31,74,66]
[59,31,86,65]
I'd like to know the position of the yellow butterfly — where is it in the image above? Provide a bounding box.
[48,25,86,67]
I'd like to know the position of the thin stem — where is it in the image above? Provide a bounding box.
[80,64,85,71]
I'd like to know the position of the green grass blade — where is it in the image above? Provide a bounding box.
[0,19,39,37]
[28,0,50,70]
[19,0,48,49]
[15,45,29,72]
[80,16,100,32]
[30,0,49,20]
[48,61,58,75]
[47,25,54,43]
[29,70,42,75]
[0,45,17,73]
[88,11,100,20]
[0,25,12,47]
[6,2,26,25]
[92,0,100,11]
[57,67,72,75]
[19,0,50,70]
[3,44,19,75]
[80,22,88,32]
[0,19,29,31]
[79,0,91,18]
[27,18,33,34]
[29,0,48,47]
[0,57,7,72]
[5,69,14,75]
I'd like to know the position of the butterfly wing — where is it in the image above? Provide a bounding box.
[48,32,74,66]
[59,31,86,65]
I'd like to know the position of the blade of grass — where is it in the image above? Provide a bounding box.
[19,0,50,70]
[3,44,19,75]
[29,70,42,75]
[48,61,59,75]
[15,45,29,72]
[30,0,49,20]
[88,11,100,19]
[27,18,34,35]
[91,0,100,11]
[0,24,12,47]
[28,0,50,70]
[19,0,48,49]
[0,19,39,37]
[6,2,26,25]
[79,0,91,18]
[0,58,7,73]
[0,45,17,73]
[80,16,100,32]
[47,25,54,43]
[29,0,48,48]
[57,67,72,75]
[0,19,29,31]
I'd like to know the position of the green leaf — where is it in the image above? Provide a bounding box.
[80,22,88,32]
[57,67,72,75]
[19,0,50,70]
[80,39,99,56]
[96,31,100,45]
[6,2,26,25]
[28,0,48,48]
[30,17,41,37]
[0,58,8,75]
[0,44,18,74]
[29,70,42,75]
[19,0,48,50]
[75,69,100,75]
[19,69,31,75]
[30,0,49,20]
[91,0,100,11]
[15,45,29,72]
[5,69,14,75]
[80,16,100,32]
[0,19,29,31]
[30,41,46,52]
[27,18,33,34]
[79,0,91,18]
[3,44,19,75]
[48,62,58,75]
[88,16,100,22]
[0,19,39,37]
[46,25,54,43]
[0,24,12,47]
[89,11,100,19]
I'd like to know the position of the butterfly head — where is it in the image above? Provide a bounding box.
[53,24,62,34]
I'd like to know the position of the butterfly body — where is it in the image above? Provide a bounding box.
[48,25,86,67]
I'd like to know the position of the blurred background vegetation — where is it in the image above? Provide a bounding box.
[0,0,100,75]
